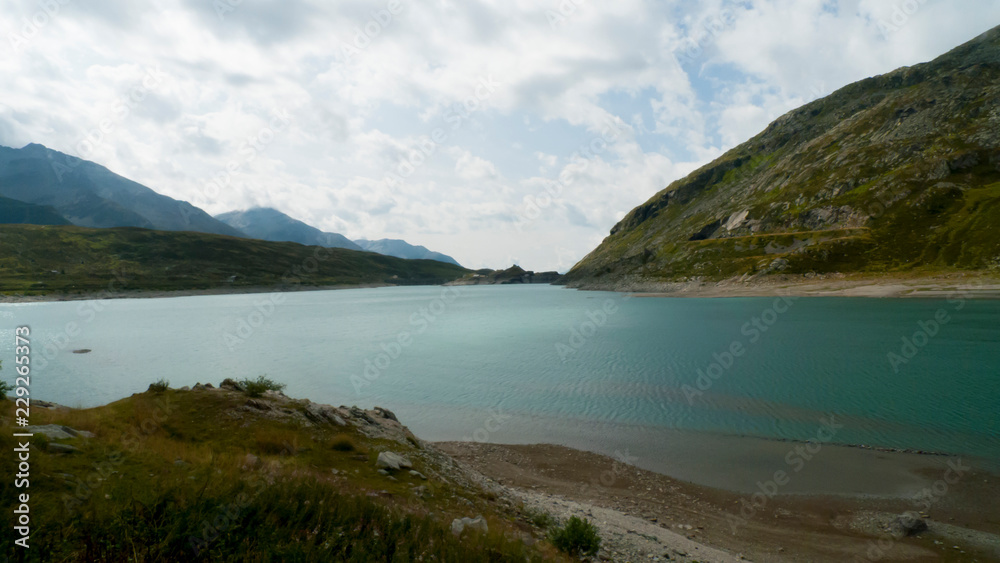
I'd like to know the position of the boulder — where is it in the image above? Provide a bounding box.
[220,378,243,391]
[376,451,413,471]
[893,512,928,537]
[304,403,347,426]
[451,516,488,535]
[27,425,93,440]
[47,443,80,454]
[374,406,399,422]
[409,470,427,480]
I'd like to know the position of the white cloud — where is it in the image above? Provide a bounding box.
[1,0,998,270]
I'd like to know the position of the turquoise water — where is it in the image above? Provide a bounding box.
[2,285,998,475]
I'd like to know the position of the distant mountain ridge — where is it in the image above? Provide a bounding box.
[563,25,1000,288]
[0,195,71,225]
[354,238,461,266]
[0,144,243,237]
[215,207,362,251]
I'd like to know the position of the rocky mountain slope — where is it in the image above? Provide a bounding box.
[0,144,243,237]
[562,25,1000,288]
[355,238,462,267]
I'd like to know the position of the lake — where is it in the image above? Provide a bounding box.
[2,285,998,493]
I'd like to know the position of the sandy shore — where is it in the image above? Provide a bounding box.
[439,442,1000,562]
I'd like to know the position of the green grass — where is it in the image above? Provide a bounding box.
[0,225,470,296]
[0,386,563,562]
[238,375,286,398]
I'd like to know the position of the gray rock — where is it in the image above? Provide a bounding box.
[893,512,928,537]
[47,443,79,454]
[374,406,399,422]
[378,469,390,476]
[412,485,429,498]
[409,470,427,480]
[451,516,488,535]
[376,451,412,471]
[304,403,347,426]
[26,425,93,440]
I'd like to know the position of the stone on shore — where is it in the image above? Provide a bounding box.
[376,451,413,471]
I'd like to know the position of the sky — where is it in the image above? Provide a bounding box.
[1,1,998,271]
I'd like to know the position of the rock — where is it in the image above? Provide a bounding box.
[451,516,488,535]
[374,406,399,422]
[378,469,390,476]
[412,485,428,498]
[893,512,928,536]
[330,468,340,475]
[26,425,93,440]
[72,349,91,354]
[204,383,214,389]
[246,399,271,411]
[179,386,190,391]
[47,443,79,454]
[376,451,413,471]
[304,403,347,426]
[193,383,206,391]
[349,406,375,424]
[220,378,243,391]
[409,470,427,480]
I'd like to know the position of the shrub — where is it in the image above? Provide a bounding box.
[526,509,555,529]
[549,516,601,557]
[148,379,170,393]
[239,375,286,398]
[329,434,356,452]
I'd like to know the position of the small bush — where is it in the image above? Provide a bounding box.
[549,516,601,557]
[148,379,170,393]
[239,375,286,398]
[0,381,12,400]
[329,434,356,452]
[526,509,555,529]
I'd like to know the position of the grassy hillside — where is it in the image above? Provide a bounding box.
[0,196,71,226]
[0,225,470,295]
[563,25,1000,287]
[0,384,565,561]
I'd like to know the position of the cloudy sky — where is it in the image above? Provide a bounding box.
[1,1,998,270]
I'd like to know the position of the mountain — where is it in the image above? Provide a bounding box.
[0,144,243,237]
[354,238,461,266]
[0,195,71,225]
[215,207,362,250]
[0,224,470,294]
[563,25,1000,288]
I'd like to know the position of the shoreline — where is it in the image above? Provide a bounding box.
[4,272,1000,303]
[441,441,1000,562]
[565,272,1000,299]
